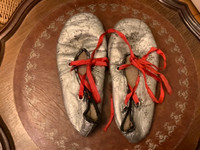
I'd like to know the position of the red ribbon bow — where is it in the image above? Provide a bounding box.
[102,29,172,131]
[68,29,172,132]
[69,32,109,104]
[119,47,172,104]
[70,57,108,103]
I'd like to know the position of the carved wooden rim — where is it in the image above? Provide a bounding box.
[0,0,41,149]
[0,0,199,65]
[0,0,199,149]
[159,0,200,40]
[0,0,41,66]
[0,116,15,150]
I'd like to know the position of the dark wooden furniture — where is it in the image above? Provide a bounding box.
[159,0,200,40]
[0,0,200,149]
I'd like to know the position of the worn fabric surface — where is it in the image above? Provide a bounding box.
[57,13,107,136]
[109,18,158,143]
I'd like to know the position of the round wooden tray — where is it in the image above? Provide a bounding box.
[13,1,199,150]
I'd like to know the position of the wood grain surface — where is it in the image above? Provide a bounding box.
[0,0,200,150]
[0,116,15,150]
[159,0,200,40]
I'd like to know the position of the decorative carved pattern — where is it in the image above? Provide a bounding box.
[25,61,37,71]
[165,35,175,44]
[131,8,140,16]
[24,85,35,95]
[44,130,57,141]
[66,10,75,16]
[121,5,130,14]
[178,90,189,100]
[133,145,142,150]
[88,4,96,12]
[178,66,188,76]
[98,3,107,11]
[158,26,168,36]
[56,15,65,22]
[159,0,200,40]
[155,131,168,145]
[36,122,46,131]
[76,7,86,13]
[40,30,51,39]
[24,72,35,83]
[145,139,158,150]
[175,55,185,64]
[20,3,191,149]
[29,49,40,59]
[171,44,181,53]
[33,39,44,49]
[110,3,119,12]
[150,20,161,28]
[142,13,150,20]
[164,122,177,136]
[47,22,57,32]
[31,110,40,119]
[170,112,183,124]
[179,78,189,88]
[175,102,187,113]
[55,136,68,149]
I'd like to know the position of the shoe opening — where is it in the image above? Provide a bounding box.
[120,54,139,132]
[76,48,101,123]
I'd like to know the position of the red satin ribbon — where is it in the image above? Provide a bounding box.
[70,34,109,103]
[69,29,172,132]
[125,77,140,105]
[104,96,114,132]
[69,29,130,103]
[119,47,172,104]
[102,29,172,131]
[70,29,132,104]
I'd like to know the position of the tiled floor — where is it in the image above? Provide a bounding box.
[180,0,200,23]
